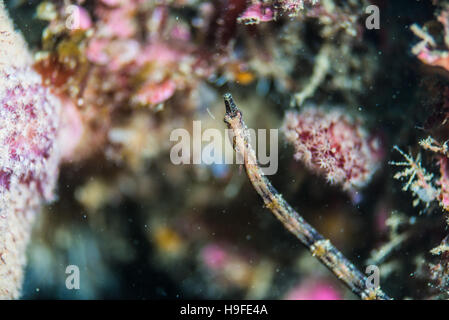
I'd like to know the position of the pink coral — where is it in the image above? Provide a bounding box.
[284,279,341,300]
[57,96,84,162]
[0,2,62,299]
[0,66,61,201]
[238,3,275,24]
[438,157,449,211]
[282,107,382,192]
[199,243,257,290]
[201,244,228,270]
[95,2,138,38]
[72,5,92,31]
[0,65,62,300]
[412,10,449,73]
[133,79,177,106]
[279,0,320,16]
[237,0,320,23]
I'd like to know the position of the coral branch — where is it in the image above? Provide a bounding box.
[223,93,391,300]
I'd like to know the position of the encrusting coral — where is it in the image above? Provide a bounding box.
[282,106,383,194]
[0,1,62,299]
